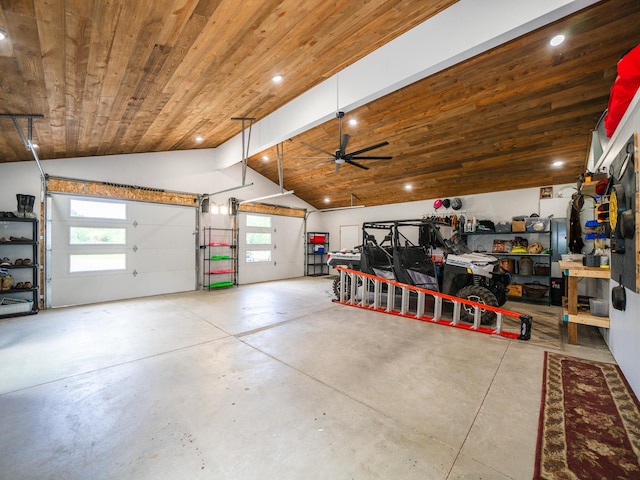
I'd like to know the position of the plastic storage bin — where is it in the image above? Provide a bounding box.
[589,298,609,317]
[0,298,33,315]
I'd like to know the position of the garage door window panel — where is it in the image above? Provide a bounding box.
[246,215,271,228]
[245,215,273,263]
[70,199,127,219]
[69,227,126,245]
[70,254,127,273]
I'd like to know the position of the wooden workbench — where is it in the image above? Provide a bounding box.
[559,261,610,344]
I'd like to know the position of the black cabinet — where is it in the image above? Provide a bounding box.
[0,216,39,317]
[306,232,329,276]
[202,227,237,289]
[463,227,552,305]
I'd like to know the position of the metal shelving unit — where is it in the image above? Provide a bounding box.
[0,216,39,317]
[462,227,552,305]
[306,232,329,276]
[202,227,237,289]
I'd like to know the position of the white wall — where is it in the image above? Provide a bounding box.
[307,184,573,250]
[0,150,313,220]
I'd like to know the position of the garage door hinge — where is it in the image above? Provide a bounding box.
[133,220,138,227]
[133,270,138,277]
[133,245,138,252]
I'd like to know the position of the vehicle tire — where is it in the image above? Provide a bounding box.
[332,275,352,300]
[456,285,498,325]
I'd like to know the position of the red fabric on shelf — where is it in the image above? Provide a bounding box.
[605,43,640,137]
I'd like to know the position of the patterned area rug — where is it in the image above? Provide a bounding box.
[535,352,640,479]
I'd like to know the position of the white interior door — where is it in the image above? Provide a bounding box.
[47,194,197,307]
[237,212,304,284]
[340,224,360,250]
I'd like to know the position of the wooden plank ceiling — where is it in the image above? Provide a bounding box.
[1,0,639,209]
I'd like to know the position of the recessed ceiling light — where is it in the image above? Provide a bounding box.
[348,119,357,126]
[262,155,269,161]
[324,197,330,203]
[550,34,565,47]
[272,75,283,83]
[195,136,203,143]
[552,160,564,167]
[0,28,7,41]
[405,184,412,191]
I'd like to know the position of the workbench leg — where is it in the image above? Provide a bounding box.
[567,322,578,345]
[567,276,579,315]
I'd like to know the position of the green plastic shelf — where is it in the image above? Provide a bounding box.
[208,281,234,288]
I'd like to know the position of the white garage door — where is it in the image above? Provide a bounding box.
[47,194,197,307]
[237,212,304,284]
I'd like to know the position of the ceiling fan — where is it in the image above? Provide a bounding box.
[301,111,392,172]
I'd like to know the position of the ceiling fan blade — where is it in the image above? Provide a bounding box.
[339,134,350,156]
[316,159,335,167]
[301,141,335,158]
[350,155,393,160]
[346,141,389,157]
[345,159,369,170]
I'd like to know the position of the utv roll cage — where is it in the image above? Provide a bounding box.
[359,219,451,291]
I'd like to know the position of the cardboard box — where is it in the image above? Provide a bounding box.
[506,284,523,297]
[512,220,526,232]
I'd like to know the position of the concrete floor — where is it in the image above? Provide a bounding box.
[0,276,614,480]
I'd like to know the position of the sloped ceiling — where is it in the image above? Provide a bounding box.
[1,0,639,208]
